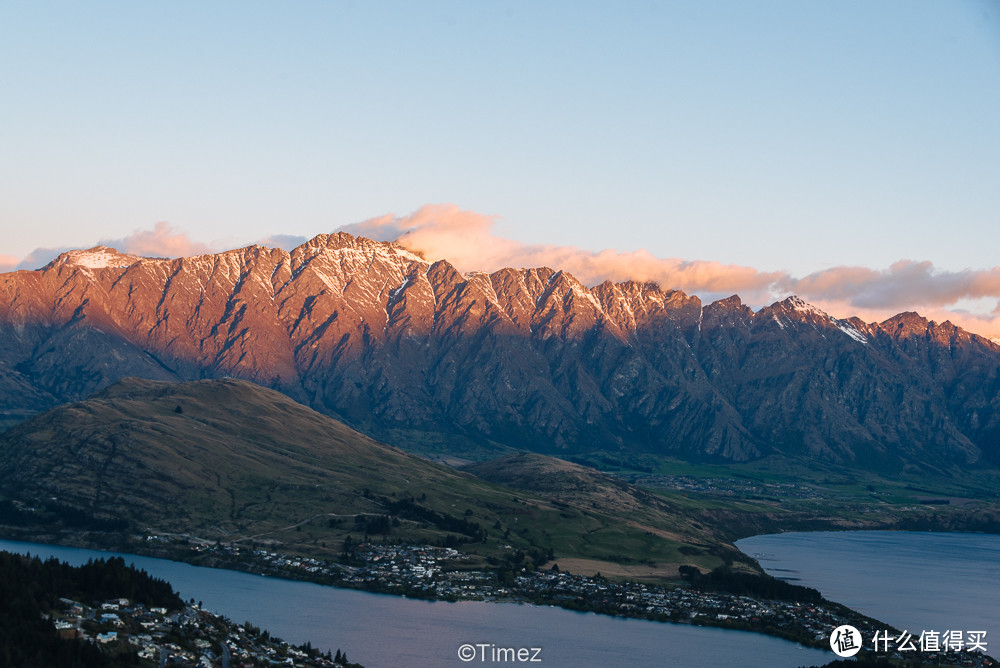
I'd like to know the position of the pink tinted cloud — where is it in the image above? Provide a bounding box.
[789,261,1000,309]
[339,204,1000,338]
[0,255,20,273]
[804,297,1000,343]
[785,263,1000,337]
[99,221,212,258]
[6,246,76,271]
[3,222,217,272]
[341,204,785,302]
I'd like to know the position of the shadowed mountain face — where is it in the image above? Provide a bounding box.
[1,233,999,472]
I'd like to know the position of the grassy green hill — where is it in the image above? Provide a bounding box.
[463,453,749,578]
[0,378,736,577]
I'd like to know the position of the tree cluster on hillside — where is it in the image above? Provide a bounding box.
[371,493,485,539]
[678,565,823,603]
[0,498,129,531]
[0,551,183,666]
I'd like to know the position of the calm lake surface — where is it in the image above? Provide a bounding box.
[736,531,1000,637]
[0,538,831,668]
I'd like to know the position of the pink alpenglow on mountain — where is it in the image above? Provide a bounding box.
[1,233,998,472]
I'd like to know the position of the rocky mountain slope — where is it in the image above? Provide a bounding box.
[1,233,998,472]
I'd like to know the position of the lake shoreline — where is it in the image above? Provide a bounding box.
[0,536,842,668]
[0,529,882,653]
[6,527,998,666]
[738,530,1000,665]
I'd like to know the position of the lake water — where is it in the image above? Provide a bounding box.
[736,531,1000,638]
[0,538,831,668]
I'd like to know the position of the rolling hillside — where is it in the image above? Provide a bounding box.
[0,378,738,575]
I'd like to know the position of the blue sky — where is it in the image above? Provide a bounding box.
[2,1,999,333]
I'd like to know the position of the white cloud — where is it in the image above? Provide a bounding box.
[0,254,21,273]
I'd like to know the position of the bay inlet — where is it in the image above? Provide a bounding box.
[736,531,1000,640]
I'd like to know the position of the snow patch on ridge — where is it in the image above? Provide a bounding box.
[61,247,141,269]
[573,284,603,312]
[837,323,869,345]
[388,276,411,300]
[787,296,827,318]
[391,245,426,264]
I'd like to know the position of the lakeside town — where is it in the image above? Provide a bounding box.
[142,533,994,668]
[47,594,355,667]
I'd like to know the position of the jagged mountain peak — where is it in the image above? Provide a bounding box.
[753,296,875,347]
[292,231,426,264]
[880,311,932,338]
[766,295,829,318]
[708,295,744,310]
[47,246,143,271]
[2,232,999,471]
[781,294,820,311]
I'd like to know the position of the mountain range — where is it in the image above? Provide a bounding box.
[1,233,998,473]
